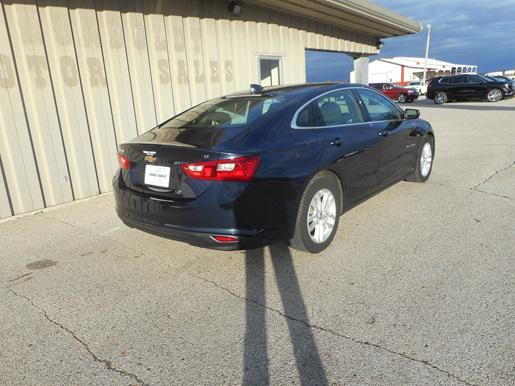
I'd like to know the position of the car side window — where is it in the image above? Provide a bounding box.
[357,89,402,122]
[296,89,364,127]
[449,76,466,84]
[467,75,482,84]
[296,103,324,127]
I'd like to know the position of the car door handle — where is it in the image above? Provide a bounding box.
[330,138,343,147]
[378,130,394,137]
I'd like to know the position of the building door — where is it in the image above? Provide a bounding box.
[259,57,282,86]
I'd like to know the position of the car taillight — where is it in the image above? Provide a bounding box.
[181,156,260,182]
[210,235,239,243]
[117,153,131,170]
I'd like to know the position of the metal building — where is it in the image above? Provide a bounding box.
[0,0,420,219]
[351,56,478,85]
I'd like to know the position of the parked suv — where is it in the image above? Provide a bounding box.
[369,83,419,103]
[427,74,514,104]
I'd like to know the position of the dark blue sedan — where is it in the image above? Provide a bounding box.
[114,83,435,253]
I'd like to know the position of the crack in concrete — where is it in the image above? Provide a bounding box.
[471,188,513,201]
[182,271,477,386]
[7,272,32,282]
[469,161,514,201]
[471,161,514,190]
[7,287,147,386]
[8,276,33,287]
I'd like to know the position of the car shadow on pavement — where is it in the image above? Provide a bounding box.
[243,248,269,384]
[242,244,328,385]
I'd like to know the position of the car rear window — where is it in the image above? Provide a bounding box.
[162,96,284,129]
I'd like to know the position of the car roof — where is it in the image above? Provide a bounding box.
[225,82,367,100]
[440,74,470,77]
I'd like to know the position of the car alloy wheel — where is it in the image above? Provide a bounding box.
[420,142,433,177]
[405,136,434,183]
[307,188,336,244]
[434,92,447,104]
[487,88,502,102]
[397,94,407,103]
[290,172,341,253]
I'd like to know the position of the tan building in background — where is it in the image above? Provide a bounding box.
[0,0,420,219]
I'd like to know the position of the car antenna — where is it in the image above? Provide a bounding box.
[250,84,264,94]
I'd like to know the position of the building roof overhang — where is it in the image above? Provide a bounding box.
[248,0,422,38]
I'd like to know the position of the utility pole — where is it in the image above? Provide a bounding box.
[421,24,431,86]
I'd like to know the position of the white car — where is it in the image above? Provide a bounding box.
[406,81,428,95]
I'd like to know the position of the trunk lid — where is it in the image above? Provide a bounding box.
[119,126,233,200]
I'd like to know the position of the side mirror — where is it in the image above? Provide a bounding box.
[404,108,420,120]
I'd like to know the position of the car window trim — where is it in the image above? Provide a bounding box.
[291,87,363,129]
[291,86,405,130]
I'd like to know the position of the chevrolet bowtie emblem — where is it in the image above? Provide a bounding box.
[143,150,157,163]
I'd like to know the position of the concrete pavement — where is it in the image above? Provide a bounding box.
[1,97,514,385]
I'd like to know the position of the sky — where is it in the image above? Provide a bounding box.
[306,0,515,81]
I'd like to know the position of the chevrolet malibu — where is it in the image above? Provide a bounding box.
[114,83,435,253]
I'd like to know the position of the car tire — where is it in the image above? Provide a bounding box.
[434,92,447,104]
[486,88,503,102]
[397,94,407,103]
[405,136,434,183]
[290,172,341,253]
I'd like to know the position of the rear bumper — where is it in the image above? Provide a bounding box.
[113,171,298,250]
[117,208,279,250]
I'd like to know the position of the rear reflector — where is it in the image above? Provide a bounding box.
[210,235,239,243]
[117,153,131,170]
[181,156,260,182]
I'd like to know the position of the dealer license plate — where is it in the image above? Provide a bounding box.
[144,165,170,188]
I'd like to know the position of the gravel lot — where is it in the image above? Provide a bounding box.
[1,97,514,386]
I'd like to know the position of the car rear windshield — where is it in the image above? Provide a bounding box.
[161,96,284,129]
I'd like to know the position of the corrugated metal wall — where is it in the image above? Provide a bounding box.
[0,0,378,219]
